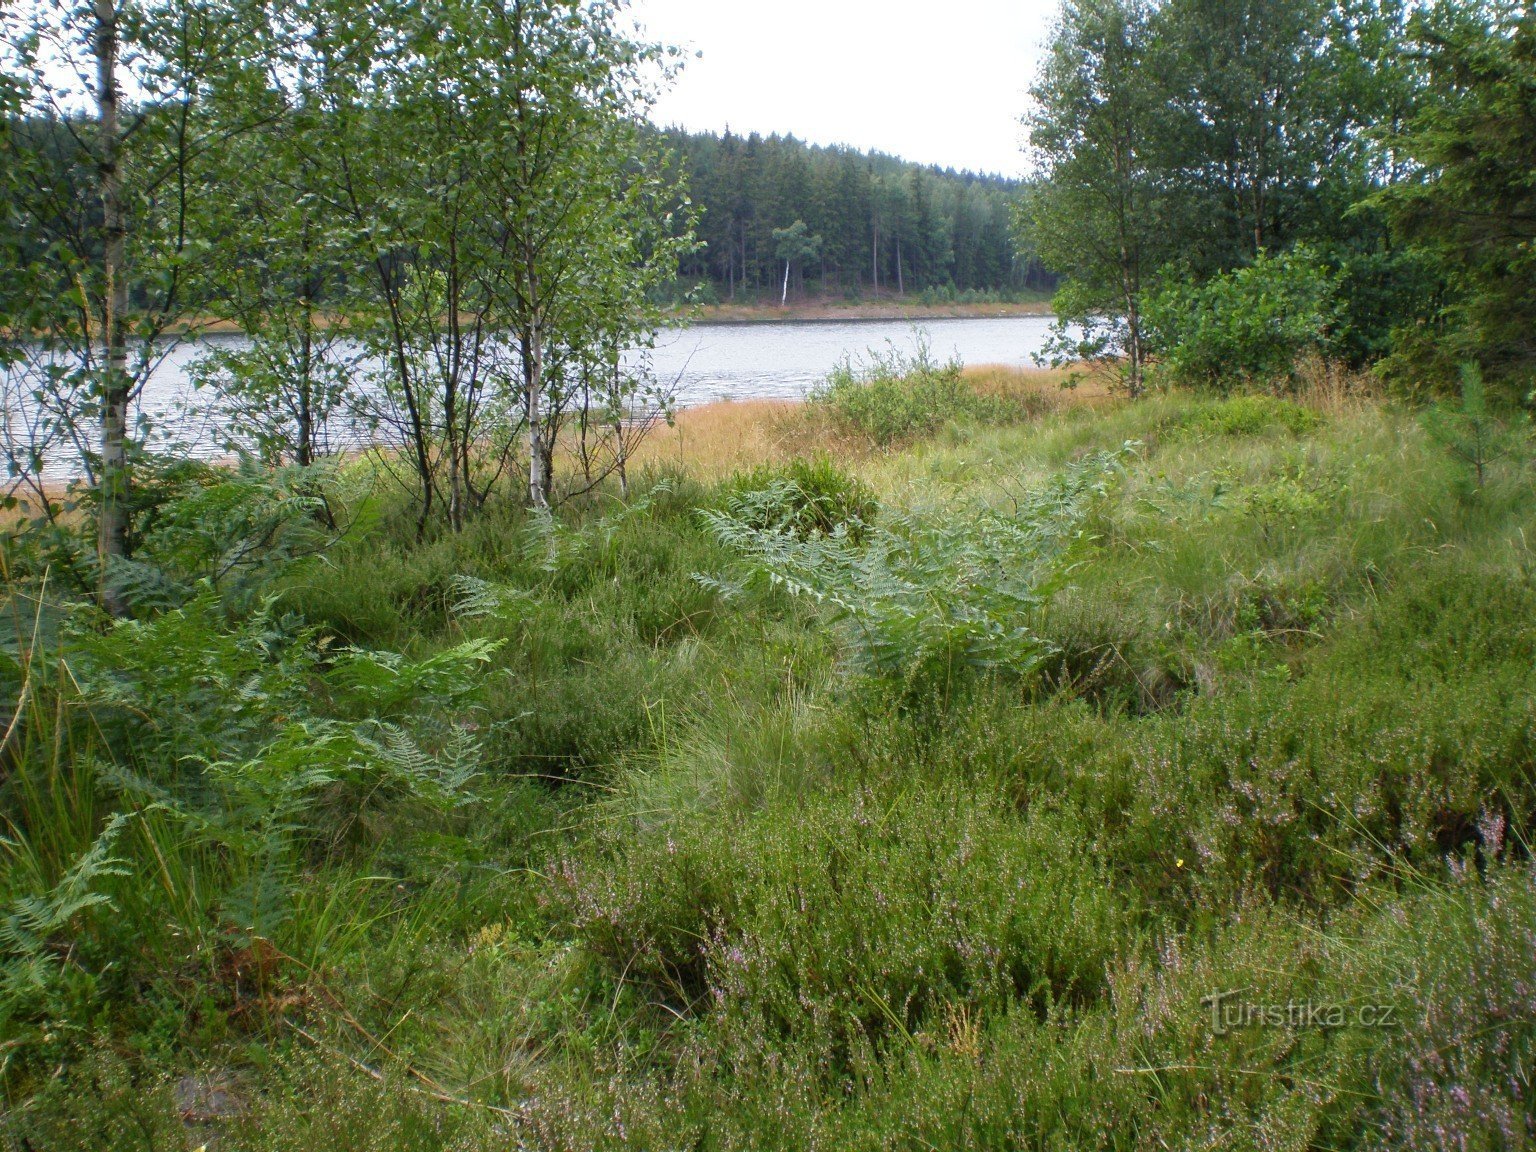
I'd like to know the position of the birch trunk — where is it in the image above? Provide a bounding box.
[94,0,130,616]
[524,265,548,507]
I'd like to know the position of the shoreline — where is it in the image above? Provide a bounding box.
[675,299,1054,326]
[133,300,1056,338]
[2,364,1094,500]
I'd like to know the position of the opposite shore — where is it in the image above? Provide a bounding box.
[156,297,1054,337]
[679,297,1053,325]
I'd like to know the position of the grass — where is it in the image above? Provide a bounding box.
[2,362,1534,1148]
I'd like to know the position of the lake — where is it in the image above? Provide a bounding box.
[650,315,1058,405]
[4,315,1060,477]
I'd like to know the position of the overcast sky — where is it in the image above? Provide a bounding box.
[628,0,1062,179]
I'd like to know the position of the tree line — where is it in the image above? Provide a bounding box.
[1025,0,1536,404]
[663,129,1050,302]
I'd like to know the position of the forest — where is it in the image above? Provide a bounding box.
[663,129,1045,302]
[1,0,1535,1148]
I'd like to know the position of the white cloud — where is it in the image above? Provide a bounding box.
[630,0,1060,177]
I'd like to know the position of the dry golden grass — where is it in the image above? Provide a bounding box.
[1,478,81,528]
[961,363,1121,407]
[1288,354,1382,417]
[627,399,835,479]
[627,365,1123,480]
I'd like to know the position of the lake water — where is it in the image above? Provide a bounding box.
[650,315,1057,405]
[3,315,1059,477]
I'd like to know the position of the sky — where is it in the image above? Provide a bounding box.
[627,0,1063,179]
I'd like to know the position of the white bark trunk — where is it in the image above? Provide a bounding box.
[525,302,548,507]
[95,0,130,616]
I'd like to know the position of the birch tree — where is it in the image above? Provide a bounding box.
[1023,0,1169,396]
[285,0,693,520]
[772,219,821,306]
[3,0,268,609]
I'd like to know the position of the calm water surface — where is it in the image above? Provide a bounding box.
[5,316,1059,475]
[651,315,1057,405]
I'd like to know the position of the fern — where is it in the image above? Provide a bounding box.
[103,458,341,615]
[1,814,131,996]
[700,448,1131,685]
[450,574,535,624]
[327,637,503,716]
[356,721,483,806]
[521,508,562,574]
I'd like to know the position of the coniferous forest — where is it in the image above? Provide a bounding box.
[662,129,1046,301]
[3,0,1536,1147]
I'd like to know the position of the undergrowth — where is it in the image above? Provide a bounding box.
[2,379,1534,1149]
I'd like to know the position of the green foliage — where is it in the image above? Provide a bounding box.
[1024,0,1405,391]
[1144,248,1344,391]
[0,815,130,1046]
[702,449,1129,688]
[808,334,1022,446]
[1023,0,1167,393]
[771,219,821,268]
[1169,394,1324,439]
[109,459,340,614]
[1422,362,1526,490]
[718,457,876,540]
[0,473,509,1073]
[1377,2,1536,402]
[669,128,1036,298]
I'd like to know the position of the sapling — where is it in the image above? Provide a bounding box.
[1424,362,1517,490]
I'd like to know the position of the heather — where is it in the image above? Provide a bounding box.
[3,371,1535,1148]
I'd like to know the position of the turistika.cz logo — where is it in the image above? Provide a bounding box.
[1200,989,1399,1037]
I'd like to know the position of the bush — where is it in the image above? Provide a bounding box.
[1169,394,1324,440]
[809,333,1013,446]
[1145,248,1343,392]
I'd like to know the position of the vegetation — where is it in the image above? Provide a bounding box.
[1023,0,1536,407]
[2,357,1535,1145]
[665,129,1044,303]
[0,0,694,594]
[4,0,1536,1145]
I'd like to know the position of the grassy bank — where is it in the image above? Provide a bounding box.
[2,360,1534,1149]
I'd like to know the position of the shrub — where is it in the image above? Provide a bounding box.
[1169,394,1324,440]
[809,333,1018,446]
[1145,248,1343,392]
